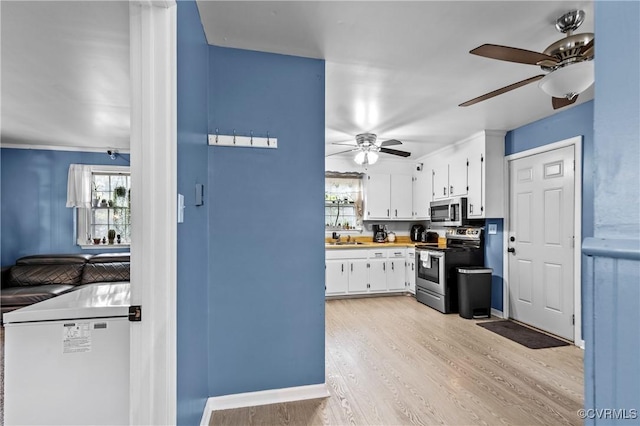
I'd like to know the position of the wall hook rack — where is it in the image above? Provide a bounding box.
[208,130,277,149]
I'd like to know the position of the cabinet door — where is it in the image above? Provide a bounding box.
[389,174,412,219]
[413,171,432,219]
[387,259,406,291]
[325,260,348,295]
[432,164,449,200]
[406,249,416,294]
[368,259,388,292]
[366,174,391,219]
[467,148,484,218]
[449,153,468,197]
[348,259,369,293]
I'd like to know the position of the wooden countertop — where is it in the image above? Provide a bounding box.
[325,235,420,249]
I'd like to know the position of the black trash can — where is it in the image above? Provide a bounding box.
[457,267,493,319]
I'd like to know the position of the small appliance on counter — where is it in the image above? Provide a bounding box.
[425,231,439,243]
[387,231,396,242]
[372,224,387,242]
[410,224,425,242]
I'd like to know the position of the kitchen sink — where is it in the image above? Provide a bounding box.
[326,241,365,245]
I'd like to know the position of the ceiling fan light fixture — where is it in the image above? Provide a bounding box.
[538,60,594,99]
[353,150,379,166]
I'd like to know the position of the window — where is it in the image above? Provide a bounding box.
[75,165,131,247]
[325,172,364,231]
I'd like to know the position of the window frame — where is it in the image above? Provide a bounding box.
[76,165,131,249]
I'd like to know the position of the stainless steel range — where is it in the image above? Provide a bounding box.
[414,227,484,313]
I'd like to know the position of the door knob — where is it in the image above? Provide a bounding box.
[507,247,516,254]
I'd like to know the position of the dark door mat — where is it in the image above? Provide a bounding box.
[477,320,570,349]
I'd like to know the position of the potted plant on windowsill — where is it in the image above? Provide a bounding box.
[108,229,116,245]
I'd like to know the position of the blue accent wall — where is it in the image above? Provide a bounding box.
[207,46,325,396]
[484,219,503,311]
[176,1,210,424]
[0,148,130,266]
[584,1,640,423]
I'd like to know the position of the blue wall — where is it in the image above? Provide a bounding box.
[484,218,504,311]
[176,1,210,424]
[207,46,325,396]
[0,148,130,266]
[583,1,640,423]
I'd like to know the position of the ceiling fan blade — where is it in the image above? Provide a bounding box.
[326,148,359,157]
[579,38,594,57]
[380,147,411,157]
[380,139,402,147]
[470,44,559,66]
[459,75,545,107]
[552,95,578,110]
[331,142,357,147]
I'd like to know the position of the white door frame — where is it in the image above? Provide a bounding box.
[129,1,177,424]
[502,136,583,348]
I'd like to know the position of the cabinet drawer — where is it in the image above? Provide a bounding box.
[326,249,368,260]
[368,249,388,259]
[389,249,407,258]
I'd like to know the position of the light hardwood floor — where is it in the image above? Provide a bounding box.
[211,296,583,425]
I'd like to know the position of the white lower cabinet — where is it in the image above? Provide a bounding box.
[325,259,349,295]
[325,247,411,296]
[348,259,369,293]
[387,249,407,291]
[406,248,416,294]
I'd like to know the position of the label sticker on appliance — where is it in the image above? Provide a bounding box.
[63,322,91,354]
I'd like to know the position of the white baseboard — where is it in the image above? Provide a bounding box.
[491,308,504,318]
[200,383,329,425]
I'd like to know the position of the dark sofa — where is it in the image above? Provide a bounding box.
[1,252,130,317]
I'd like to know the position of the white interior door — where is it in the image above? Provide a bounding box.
[508,145,575,340]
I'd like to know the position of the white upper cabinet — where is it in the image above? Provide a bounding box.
[412,167,432,219]
[421,130,505,218]
[467,130,505,218]
[365,173,413,220]
[432,151,468,200]
[365,173,391,219]
[432,163,449,200]
[390,174,413,219]
[448,150,468,198]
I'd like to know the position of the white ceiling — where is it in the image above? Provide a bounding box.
[1,1,594,159]
[1,1,130,151]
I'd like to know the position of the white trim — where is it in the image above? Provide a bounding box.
[0,143,131,154]
[129,1,177,425]
[503,136,583,346]
[200,383,330,425]
[491,308,504,319]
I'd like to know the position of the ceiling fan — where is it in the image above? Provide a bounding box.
[328,133,411,165]
[460,10,594,110]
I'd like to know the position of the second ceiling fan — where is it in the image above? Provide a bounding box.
[460,10,594,110]
[328,133,411,166]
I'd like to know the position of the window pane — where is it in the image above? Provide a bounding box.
[93,209,109,224]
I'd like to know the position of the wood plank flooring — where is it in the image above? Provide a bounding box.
[210,296,583,425]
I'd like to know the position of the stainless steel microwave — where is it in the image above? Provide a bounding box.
[429,197,468,227]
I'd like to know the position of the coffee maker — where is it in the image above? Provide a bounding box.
[372,224,387,243]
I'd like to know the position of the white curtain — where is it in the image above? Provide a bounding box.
[66,164,92,208]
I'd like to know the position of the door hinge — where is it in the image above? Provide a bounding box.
[129,305,142,322]
[572,314,575,325]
